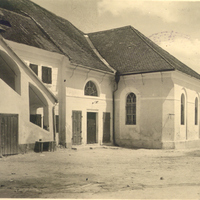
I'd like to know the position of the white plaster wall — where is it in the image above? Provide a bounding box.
[64,67,114,146]
[0,43,56,145]
[6,41,114,147]
[115,72,174,149]
[6,40,62,97]
[173,72,200,144]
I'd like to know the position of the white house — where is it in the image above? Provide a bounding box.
[0,34,57,156]
[88,26,200,149]
[1,0,200,150]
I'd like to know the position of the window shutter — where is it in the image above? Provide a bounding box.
[42,66,52,84]
[48,67,52,84]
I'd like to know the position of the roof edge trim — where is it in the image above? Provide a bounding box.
[120,69,175,76]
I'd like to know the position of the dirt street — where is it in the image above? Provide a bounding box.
[1,145,200,199]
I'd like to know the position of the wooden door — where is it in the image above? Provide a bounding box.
[87,112,97,144]
[72,111,82,145]
[0,114,18,156]
[103,112,111,143]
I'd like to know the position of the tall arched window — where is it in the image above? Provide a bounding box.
[126,93,136,125]
[84,81,98,96]
[195,97,198,125]
[181,94,185,125]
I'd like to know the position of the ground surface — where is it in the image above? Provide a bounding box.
[1,145,200,199]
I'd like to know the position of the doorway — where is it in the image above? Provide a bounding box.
[87,112,97,144]
[0,114,18,156]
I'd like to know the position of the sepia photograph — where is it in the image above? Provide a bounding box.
[0,0,200,199]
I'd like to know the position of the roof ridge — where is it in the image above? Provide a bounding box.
[84,34,116,73]
[129,26,175,71]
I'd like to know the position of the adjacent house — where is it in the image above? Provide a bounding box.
[1,0,200,151]
[0,33,57,156]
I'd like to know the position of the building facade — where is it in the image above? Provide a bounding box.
[114,71,200,149]
[1,0,200,152]
[0,36,57,156]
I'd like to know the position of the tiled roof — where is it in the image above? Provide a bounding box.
[0,0,112,73]
[88,26,200,79]
[0,9,62,53]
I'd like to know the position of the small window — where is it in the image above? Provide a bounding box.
[181,94,185,125]
[29,64,38,75]
[126,93,136,125]
[42,66,52,84]
[195,97,198,125]
[84,81,98,96]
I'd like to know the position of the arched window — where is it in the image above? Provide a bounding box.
[126,93,136,125]
[195,97,198,125]
[181,94,185,125]
[84,81,98,96]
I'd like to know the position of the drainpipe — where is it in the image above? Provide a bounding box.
[52,103,57,143]
[112,71,120,146]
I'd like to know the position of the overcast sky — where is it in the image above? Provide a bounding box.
[31,0,200,73]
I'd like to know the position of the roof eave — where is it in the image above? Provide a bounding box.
[120,69,175,76]
[70,62,115,75]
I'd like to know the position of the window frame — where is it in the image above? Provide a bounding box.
[126,92,136,125]
[84,81,98,97]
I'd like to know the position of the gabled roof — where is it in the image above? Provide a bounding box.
[0,0,112,73]
[88,26,200,80]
